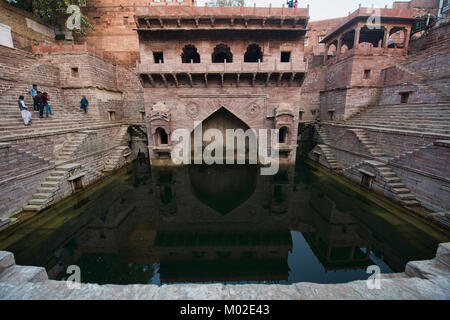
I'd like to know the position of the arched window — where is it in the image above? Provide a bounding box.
[359,26,385,48]
[327,40,338,57]
[155,127,168,145]
[244,44,263,63]
[388,27,406,48]
[212,44,233,63]
[279,127,288,143]
[181,44,200,63]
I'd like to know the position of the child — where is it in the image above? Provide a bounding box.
[43,92,52,117]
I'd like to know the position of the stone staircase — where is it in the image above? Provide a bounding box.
[317,144,341,170]
[343,103,450,135]
[55,133,88,164]
[22,163,81,212]
[365,160,421,207]
[103,126,131,172]
[314,125,341,170]
[21,133,88,212]
[103,146,131,172]
[316,125,332,144]
[350,128,387,159]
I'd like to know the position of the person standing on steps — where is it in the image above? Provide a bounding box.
[43,92,52,117]
[36,91,44,118]
[29,84,38,112]
[80,96,88,114]
[18,95,32,126]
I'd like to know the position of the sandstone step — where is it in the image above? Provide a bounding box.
[392,188,410,194]
[390,182,406,188]
[32,193,53,200]
[46,176,61,182]
[37,187,55,193]
[402,199,421,206]
[385,177,402,183]
[29,198,49,205]
[382,172,397,178]
[50,171,65,177]
[41,181,59,188]
[397,193,416,200]
[22,205,42,212]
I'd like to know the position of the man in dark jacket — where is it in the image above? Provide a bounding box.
[36,91,44,118]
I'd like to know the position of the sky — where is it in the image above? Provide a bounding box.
[198,0,397,21]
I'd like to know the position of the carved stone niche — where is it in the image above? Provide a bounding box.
[274,103,295,145]
[150,102,171,148]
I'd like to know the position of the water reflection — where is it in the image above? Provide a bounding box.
[0,156,446,285]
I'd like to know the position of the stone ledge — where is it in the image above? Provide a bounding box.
[0,243,449,300]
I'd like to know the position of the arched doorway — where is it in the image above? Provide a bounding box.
[190,107,256,159]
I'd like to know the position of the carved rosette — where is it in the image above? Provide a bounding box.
[185,102,200,119]
[246,102,261,118]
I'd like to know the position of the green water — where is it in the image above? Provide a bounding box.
[0,157,448,285]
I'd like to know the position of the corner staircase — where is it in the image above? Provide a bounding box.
[350,128,387,159]
[317,144,341,171]
[22,165,74,212]
[366,160,421,207]
[22,133,88,212]
[103,126,131,172]
[56,133,88,164]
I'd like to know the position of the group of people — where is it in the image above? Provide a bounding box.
[18,84,89,126]
[17,84,52,126]
[286,0,298,8]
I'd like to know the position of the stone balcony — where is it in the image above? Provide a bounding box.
[324,44,407,65]
[136,59,307,88]
[137,59,307,74]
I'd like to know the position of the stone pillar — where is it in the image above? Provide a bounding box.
[354,27,361,49]
[337,38,342,57]
[324,44,329,63]
[403,28,410,51]
[383,26,392,49]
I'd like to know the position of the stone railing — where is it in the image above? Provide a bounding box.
[137,59,307,74]
[325,44,407,64]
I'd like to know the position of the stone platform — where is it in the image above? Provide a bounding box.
[0,243,449,300]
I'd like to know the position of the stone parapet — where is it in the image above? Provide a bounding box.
[0,242,449,299]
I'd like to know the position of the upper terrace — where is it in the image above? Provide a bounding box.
[134,5,309,31]
[320,5,421,63]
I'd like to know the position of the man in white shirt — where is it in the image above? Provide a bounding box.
[18,95,32,126]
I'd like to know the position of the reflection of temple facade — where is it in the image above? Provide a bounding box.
[4,160,442,284]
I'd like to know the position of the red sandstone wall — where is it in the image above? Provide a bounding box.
[305,17,346,56]
[39,52,144,122]
[390,142,450,211]
[0,0,57,51]
[0,45,63,108]
[379,23,450,105]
